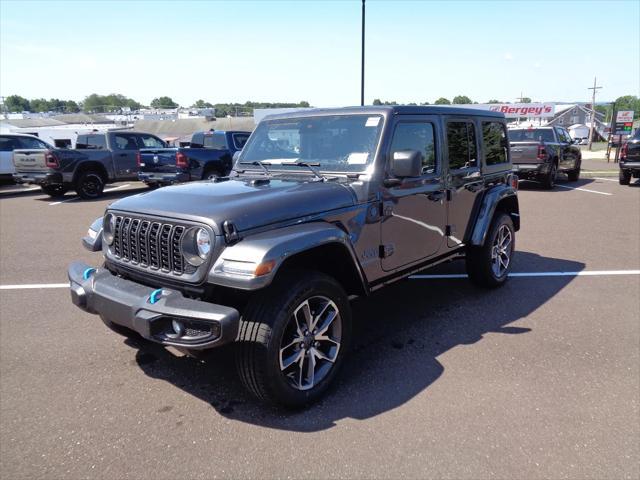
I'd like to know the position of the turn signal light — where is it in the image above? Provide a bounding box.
[536,145,547,160]
[45,150,59,168]
[176,151,188,168]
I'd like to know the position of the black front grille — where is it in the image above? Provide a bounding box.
[112,215,194,275]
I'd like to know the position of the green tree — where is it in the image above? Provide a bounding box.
[151,96,179,108]
[434,97,451,105]
[62,100,80,113]
[487,99,501,104]
[82,93,141,112]
[613,95,640,119]
[452,95,472,104]
[30,98,51,112]
[372,98,382,105]
[4,95,31,112]
[520,97,532,103]
[193,99,214,108]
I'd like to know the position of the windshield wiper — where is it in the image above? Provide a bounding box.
[238,161,271,176]
[281,161,325,181]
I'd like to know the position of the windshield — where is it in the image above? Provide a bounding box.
[509,128,555,143]
[239,114,383,172]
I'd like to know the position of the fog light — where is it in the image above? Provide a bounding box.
[171,319,184,337]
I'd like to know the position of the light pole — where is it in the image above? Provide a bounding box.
[361,0,365,106]
[587,76,602,151]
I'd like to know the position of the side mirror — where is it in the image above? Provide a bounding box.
[232,150,242,163]
[390,150,423,178]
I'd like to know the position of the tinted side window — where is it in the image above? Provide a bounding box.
[18,137,49,149]
[113,134,139,150]
[447,122,478,170]
[390,122,437,175]
[0,137,18,152]
[233,133,249,149]
[77,135,107,150]
[482,122,508,165]
[203,133,228,150]
[139,134,165,148]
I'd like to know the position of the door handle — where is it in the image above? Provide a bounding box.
[119,153,127,157]
[428,191,445,202]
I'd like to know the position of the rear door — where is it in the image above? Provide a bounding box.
[445,118,484,248]
[12,136,51,173]
[111,133,141,179]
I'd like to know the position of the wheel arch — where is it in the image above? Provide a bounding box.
[73,161,109,184]
[469,185,519,246]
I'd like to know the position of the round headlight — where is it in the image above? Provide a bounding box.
[196,228,211,258]
[103,213,116,245]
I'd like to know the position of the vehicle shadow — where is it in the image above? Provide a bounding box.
[517,176,595,191]
[129,251,584,431]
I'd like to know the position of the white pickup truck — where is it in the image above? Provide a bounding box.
[0,133,52,183]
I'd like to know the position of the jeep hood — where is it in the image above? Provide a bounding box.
[109,177,357,233]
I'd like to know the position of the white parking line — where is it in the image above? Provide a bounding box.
[409,270,640,279]
[0,186,41,195]
[555,184,613,196]
[49,184,130,205]
[594,177,619,182]
[2,270,639,290]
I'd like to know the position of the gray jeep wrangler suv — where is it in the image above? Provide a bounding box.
[69,106,520,408]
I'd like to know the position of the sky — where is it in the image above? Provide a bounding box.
[1,0,639,107]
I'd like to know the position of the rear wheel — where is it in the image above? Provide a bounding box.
[75,171,105,199]
[40,184,68,198]
[619,169,631,185]
[466,213,515,288]
[541,162,557,189]
[236,270,351,408]
[202,168,220,181]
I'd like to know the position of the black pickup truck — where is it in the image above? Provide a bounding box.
[619,128,640,185]
[137,130,250,187]
[13,131,166,198]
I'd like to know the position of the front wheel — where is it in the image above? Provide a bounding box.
[541,162,557,189]
[40,184,68,198]
[466,213,515,288]
[567,161,581,182]
[619,169,631,185]
[236,270,351,408]
[75,171,105,199]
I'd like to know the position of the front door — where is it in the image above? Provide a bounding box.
[445,119,484,247]
[555,127,580,170]
[112,133,140,179]
[381,117,447,272]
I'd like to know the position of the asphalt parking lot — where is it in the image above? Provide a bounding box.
[1,176,638,479]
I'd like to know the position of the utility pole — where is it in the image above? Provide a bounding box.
[360,0,365,106]
[587,76,602,151]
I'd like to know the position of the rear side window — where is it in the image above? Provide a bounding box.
[232,133,249,149]
[389,122,437,175]
[77,135,107,150]
[482,122,509,166]
[18,137,49,149]
[0,137,19,152]
[203,133,228,150]
[509,129,555,143]
[446,122,478,170]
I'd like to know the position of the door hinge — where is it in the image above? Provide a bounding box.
[446,189,452,201]
[445,225,452,236]
[379,244,395,258]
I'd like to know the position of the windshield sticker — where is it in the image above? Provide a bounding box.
[347,152,369,164]
[365,117,380,127]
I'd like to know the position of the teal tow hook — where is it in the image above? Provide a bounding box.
[82,268,96,280]
[149,289,164,304]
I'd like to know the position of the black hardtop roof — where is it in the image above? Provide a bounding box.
[262,105,505,121]
[200,130,250,135]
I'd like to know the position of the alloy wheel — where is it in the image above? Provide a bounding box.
[491,224,512,278]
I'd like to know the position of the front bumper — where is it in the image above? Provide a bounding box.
[138,172,189,185]
[68,261,240,349]
[13,171,63,186]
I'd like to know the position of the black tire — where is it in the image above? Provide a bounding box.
[541,162,557,189]
[146,182,159,189]
[202,168,220,181]
[40,184,68,198]
[466,212,515,288]
[75,171,105,199]
[567,161,581,182]
[236,269,352,408]
[619,169,631,185]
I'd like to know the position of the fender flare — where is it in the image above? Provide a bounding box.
[207,222,367,291]
[469,185,519,246]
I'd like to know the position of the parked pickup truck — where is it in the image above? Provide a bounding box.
[619,128,640,185]
[69,106,520,408]
[138,130,250,187]
[13,131,166,198]
[509,126,581,189]
[1,133,52,183]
